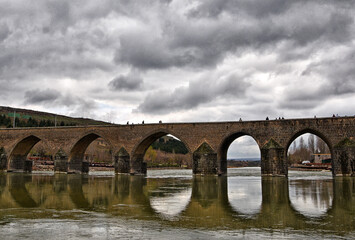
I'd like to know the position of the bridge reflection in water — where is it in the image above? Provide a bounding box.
[0,173,353,235]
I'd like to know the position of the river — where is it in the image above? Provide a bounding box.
[0,168,353,239]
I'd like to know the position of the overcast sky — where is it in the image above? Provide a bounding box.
[1,0,354,158]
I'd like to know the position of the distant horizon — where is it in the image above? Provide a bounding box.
[228,158,260,161]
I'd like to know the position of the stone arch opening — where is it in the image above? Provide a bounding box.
[131,131,191,174]
[286,130,332,171]
[218,133,261,175]
[286,129,332,154]
[68,133,113,173]
[29,142,54,172]
[8,135,41,172]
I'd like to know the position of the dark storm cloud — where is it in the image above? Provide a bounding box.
[0,23,10,42]
[24,88,97,116]
[45,1,72,32]
[0,0,118,81]
[2,0,354,76]
[279,49,355,110]
[312,53,355,96]
[24,89,61,104]
[136,73,251,114]
[187,0,296,18]
[109,73,144,91]
[113,0,354,71]
[1,0,355,121]
[188,0,353,18]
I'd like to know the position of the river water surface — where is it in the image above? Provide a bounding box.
[0,168,353,239]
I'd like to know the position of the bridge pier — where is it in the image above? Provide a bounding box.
[0,147,7,171]
[54,158,68,173]
[67,161,89,174]
[115,148,130,174]
[24,160,32,173]
[261,139,287,176]
[193,142,217,175]
[333,139,355,176]
[82,162,89,173]
[8,155,32,173]
[130,154,147,175]
[54,149,68,173]
[68,161,82,174]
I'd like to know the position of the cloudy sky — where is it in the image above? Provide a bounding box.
[1,0,355,157]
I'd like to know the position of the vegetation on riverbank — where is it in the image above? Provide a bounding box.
[0,106,110,128]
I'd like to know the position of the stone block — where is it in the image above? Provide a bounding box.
[82,162,89,173]
[0,148,7,171]
[130,155,146,175]
[54,158,68,173]
[24,160,32,173]
[115,155,130,174]
[261,142,287,176]
[68,162,82,174]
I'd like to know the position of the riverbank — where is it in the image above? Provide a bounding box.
[289,167,331,172]
[32,165,115,172]
[32,164,190,172]
[32,164,331,172]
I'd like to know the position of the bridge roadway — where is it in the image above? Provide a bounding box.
[0,116,354,176]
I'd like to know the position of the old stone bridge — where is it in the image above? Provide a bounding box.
[0,117,354,176]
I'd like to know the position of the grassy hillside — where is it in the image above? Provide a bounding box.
[0,106,111,128]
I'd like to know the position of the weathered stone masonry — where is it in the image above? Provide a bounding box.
[0,117,354,177]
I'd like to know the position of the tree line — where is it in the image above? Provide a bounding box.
[144,137,190,168]
[0,114,76,128]
[288,135,330,164]
[151,137,189,154]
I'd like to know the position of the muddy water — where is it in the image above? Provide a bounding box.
[0,168,353,239]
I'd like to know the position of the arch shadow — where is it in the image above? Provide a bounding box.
[8,174,38,208]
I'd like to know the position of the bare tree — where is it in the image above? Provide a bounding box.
[316,136,330,153]
[292,141,297,154]
[308,134,315,153]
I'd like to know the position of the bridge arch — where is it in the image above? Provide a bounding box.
[285,128,333,153]
[218,132,261,175]
[131,129,192,174]
[68,132,114,173]
[285,128,333,174]
[8,135,41,172]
